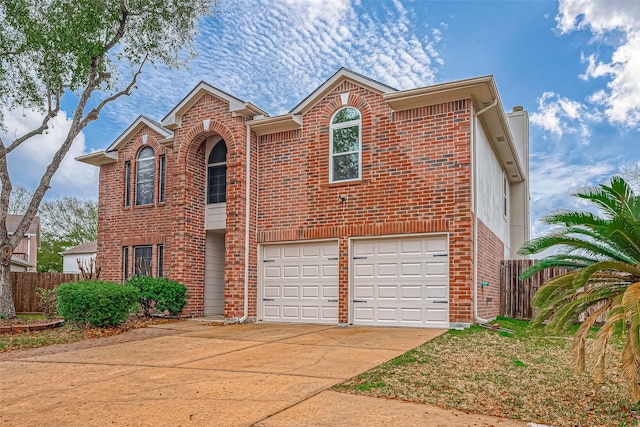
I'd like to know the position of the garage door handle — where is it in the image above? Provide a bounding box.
[433,300,448,304]
[328,299,338,303]
[353,299,367,303]
[263,298,275,301]
[434,254,448,257]
[328,257,338,261]
[352,256,368,260]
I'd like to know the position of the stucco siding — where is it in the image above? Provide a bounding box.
[475,119,510,253]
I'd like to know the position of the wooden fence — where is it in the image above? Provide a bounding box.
[499,259,568,320]
[12,272,79,313]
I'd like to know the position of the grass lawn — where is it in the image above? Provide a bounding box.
[336,317,640,427]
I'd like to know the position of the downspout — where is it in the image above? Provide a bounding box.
[472,98,497,324]
[237,123,251,323]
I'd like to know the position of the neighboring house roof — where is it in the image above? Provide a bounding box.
[7,214,39,236]
[61,240,97,256]
[10,256,32,269]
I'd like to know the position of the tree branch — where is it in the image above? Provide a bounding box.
[80,56,146,128]
[5,109,59,154]
[104,0,129,52]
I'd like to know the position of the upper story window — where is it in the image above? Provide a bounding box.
[330,107,361,182]
[136,146,155,206]
[124,161,131,207]
[207,140,227,204]
[158,154,166,203]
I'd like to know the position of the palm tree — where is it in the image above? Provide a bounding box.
[519,176,640,400]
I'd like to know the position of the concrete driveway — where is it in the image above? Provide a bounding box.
[0,322,527,426]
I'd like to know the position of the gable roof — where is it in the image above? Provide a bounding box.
[61,240,97,256]
[290,67,398,115]
[76,116,170,166]
[7,214,39,236]
[161,81,269,130]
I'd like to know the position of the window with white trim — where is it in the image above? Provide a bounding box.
[135,146,155,206]
[330,107,361,182]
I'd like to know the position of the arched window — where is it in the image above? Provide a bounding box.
[207,140,227,204]
[135,146,155,206]
[330,107,361,182]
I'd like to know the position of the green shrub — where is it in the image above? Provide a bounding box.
[127,276,188,316]
[36,287,58,319]
[55,281,139,327]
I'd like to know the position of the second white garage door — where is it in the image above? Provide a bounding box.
[261,241,339,324]
[352,235,449,328]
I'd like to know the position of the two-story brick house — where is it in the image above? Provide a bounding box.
[79,68,529,328]
[8,214,40,272]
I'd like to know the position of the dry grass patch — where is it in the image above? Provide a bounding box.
[336,317,640,427]
[0,316,175,352]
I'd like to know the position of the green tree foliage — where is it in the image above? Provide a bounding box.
[0,0,212,317]
[520,176,640,400]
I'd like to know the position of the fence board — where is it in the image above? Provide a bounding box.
[11,272,79,313]
[499,260,568,320]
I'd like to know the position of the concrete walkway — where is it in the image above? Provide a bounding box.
[0,322,527,426]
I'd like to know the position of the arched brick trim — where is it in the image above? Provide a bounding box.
[120,131,165,162]
[179,119,237,163]
[321,91,372,121]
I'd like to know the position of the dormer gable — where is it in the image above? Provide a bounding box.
[161,81,268,130]
[76,115,170,166]
[290,67,397,115]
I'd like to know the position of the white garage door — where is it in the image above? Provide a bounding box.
[352,235,449,328]
[261,241,339,324]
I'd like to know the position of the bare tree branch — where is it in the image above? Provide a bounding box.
[5,110,59,154]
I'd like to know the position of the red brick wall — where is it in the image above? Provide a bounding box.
[476,218,504,319]
[97,93,254,317]
[257,80,474,323]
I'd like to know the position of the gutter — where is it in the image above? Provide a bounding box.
[237,123,251,323]
[472,98,497,324]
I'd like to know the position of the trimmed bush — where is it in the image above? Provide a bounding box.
[127,276,188,316]
[55,280,139,327]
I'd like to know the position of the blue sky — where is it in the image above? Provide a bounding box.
[3,0,640,237]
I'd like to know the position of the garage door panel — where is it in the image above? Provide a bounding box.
[426,285,448,299]
[261,241,338,324]
[282,286,299,298]
[401,285,421,299]
[264,266,280,278]
[354,285,374,299]
[323,265,338,277]
[400,240,422,254]
[426,262,447,276]
[377,263,397,277]
[355,264,374,278]
[352,235,449,328]
[377,285,398,299]
[302,285,319,298]
[400,263,422,276]
[264,286,281,298]
[302,265,319,277]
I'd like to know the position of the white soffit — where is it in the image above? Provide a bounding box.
[249,114,302,136]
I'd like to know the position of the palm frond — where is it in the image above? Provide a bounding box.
[572,301,612,374]
[621,337,640,402]
[623,282,640,359]
[592,299,625,382]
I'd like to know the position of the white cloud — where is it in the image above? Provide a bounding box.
[529,92,597,139]
[528,152,617,238]
[557,0,640,127]
[99,0,444,127]
[1,109,98,200]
